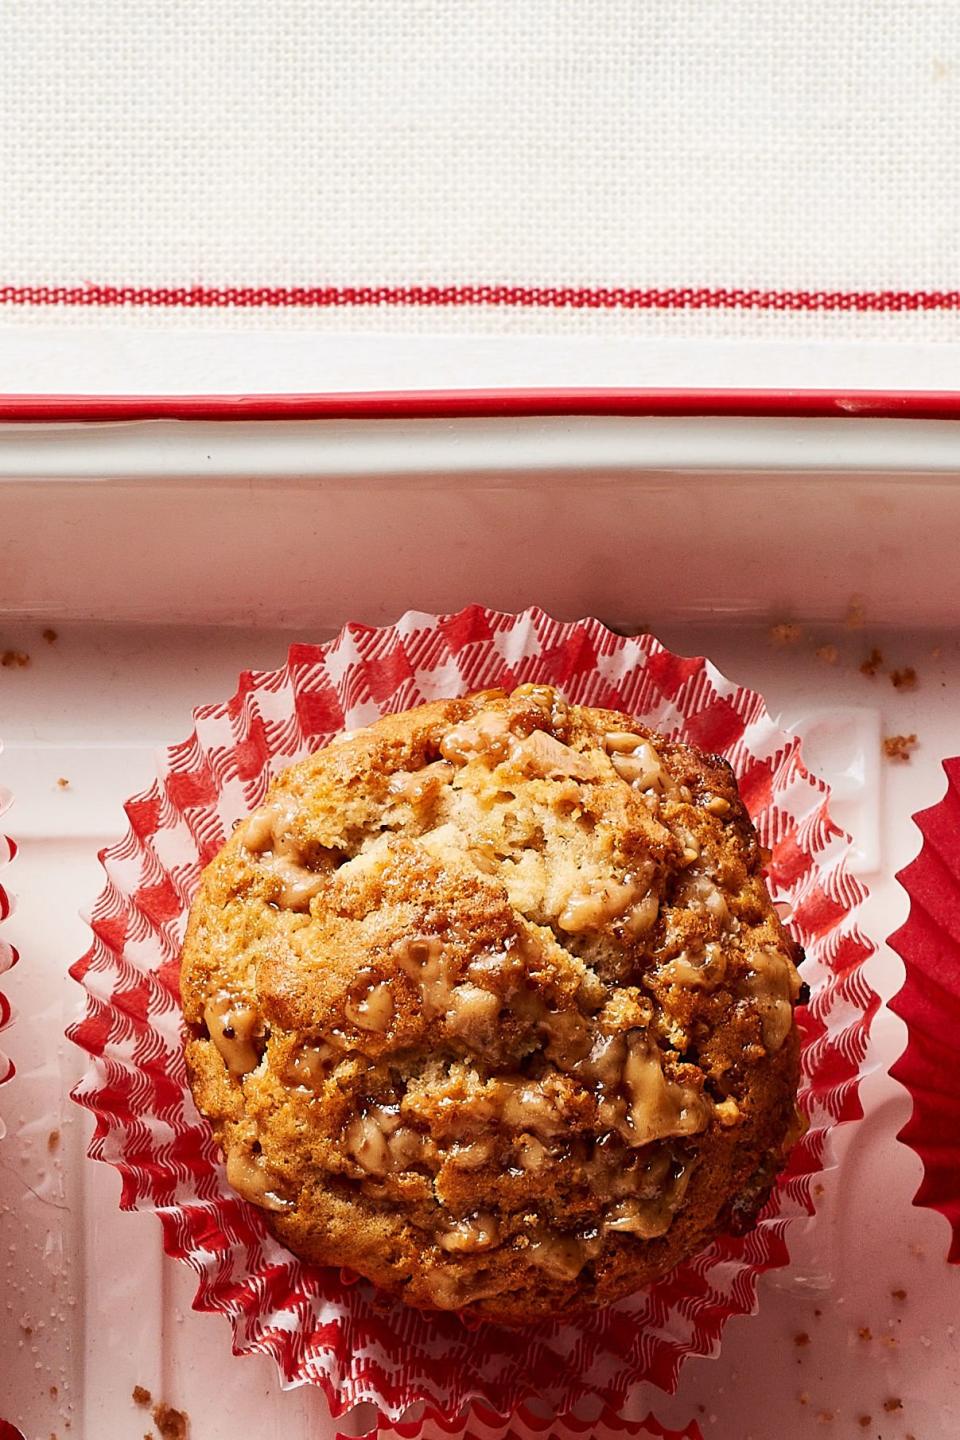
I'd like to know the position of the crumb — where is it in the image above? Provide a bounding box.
[814,1182,825,1198]
[815,644,839,665]
[890,667,917,691]
[816,1411,834,1424]
[814,1308,822,1318]
[42,628,57,644]
[132,1386,152,1407]
[857,1419,871,1431]
[909,1241,926,1257]
[770,622,804,647]
[1,649,30,668]
[846,595,866,629]
[891,1287,907,1301]
[697,1405,706,1414]
[794,1331,811,1347]
[883,1398,903,1413]
[20,1322,32,1336]
[858,1326,873,1341]
[47,1129,60,1152]
[56,777,70,789]
[860,647,884,677]
[881,1334,898,1348]
[49,1385,58,1399]
[883,733,917,763]
[152,1404,188,1440]
[799,1392,809,1406]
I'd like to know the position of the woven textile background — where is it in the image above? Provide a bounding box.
[1,0,959,340]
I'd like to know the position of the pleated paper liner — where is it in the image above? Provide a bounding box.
[67,607,877,1420]
[336,1401,703,1440]
[0,762,18,1123]
[889,755,960,1259]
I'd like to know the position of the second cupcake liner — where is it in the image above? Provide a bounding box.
[0,751,17,1122]
[890,754,960,1260]
[67,607,877,1419]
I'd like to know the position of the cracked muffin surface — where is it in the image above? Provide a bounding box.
[181,684,804,1322]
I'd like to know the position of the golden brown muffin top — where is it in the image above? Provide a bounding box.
[181,685,803,1322]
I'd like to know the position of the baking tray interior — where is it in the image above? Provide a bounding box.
[2,415,959,1439]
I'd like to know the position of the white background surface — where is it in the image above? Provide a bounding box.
[1,416,960,1438]
[3,331,960,398]
[1,1,960,345]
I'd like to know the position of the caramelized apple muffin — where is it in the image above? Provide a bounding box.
[181,685,804,1322]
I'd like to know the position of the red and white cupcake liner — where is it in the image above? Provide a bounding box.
[336,1402,703,1440]
[0,753,17,1121]
[889,756,960,1260]
[67,607,877,1421]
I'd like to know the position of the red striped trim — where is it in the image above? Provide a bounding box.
[3,389,960,423]
[2,282,960,312]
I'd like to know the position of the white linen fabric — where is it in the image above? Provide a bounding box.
[0,1,958,340]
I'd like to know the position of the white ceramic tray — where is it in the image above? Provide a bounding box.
[1,412,959,1440]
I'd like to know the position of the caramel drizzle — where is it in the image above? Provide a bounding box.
[204,993,264,1076]
[235,796,330,910]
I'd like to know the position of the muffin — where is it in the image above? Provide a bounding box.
[181,684,805,1323]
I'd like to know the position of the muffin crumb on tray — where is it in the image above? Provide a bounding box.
[152,1404,188,1440]
[883,733,918,762]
